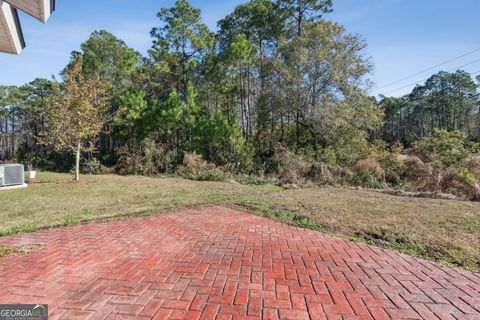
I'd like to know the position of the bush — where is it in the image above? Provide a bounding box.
[177,152,231,182]
[353,158,383,179]
[161,149,178,174]
[82,158,110,175]
[318,147,337,166]
[307,162,336,185]
[413,129,480,167]
[177,152,212,173]
[400,155,479,199]
[440,167,480,200]
[348,157,388,189]
[351,174,386,189]
[332,136,371,167]
[377,152,404,184]
[402,157,443,191]
[273,144,309,187]
[181,167,231,182]
[403,156,432,179]
[463,156,480,180]
[115,138,175,175]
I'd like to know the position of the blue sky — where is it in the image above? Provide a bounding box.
[1,0,479,97]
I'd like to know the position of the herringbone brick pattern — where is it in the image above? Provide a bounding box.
[0,207,479,319]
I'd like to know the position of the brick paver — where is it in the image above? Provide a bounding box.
[0,207,479,319]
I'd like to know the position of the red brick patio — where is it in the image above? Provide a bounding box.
[0,207,479,319]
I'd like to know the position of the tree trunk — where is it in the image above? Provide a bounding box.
[75,141,81,181]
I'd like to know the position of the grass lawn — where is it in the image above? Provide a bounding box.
[1,171,479,272]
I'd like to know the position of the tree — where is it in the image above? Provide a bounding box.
[223,35,255,137]
[218,0,285,139]
[277,0,332,36]
[475,75,480,140]
[413,129,480,167]
[112,89,148,146]
[0,86,25,159]
[39,56,109,180]
[218,0,284,55]
[80,30,140,95]
[150,0,214,98]
[17,78,53,168]
[274,20,381,163]
[380,70,478,145]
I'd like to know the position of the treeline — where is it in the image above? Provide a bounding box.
[1,0,381,169]
[1,0,480,198]
[380,70,480,145]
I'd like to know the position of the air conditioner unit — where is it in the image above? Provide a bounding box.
[0,164,26,188]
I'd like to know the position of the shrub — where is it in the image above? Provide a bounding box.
[332,136,371,167]
[115,138,174,175]
[273,144,309,187]
[440,167,480,200]
[400,155,479,199]
[82,157,110,175]
[161,149,178,174]
[181,167,231,182]
[377,152,404,184]
[413,129,480,167]
[307,162,336,185]
[115,146,144,175]
[403,156,431,179]
[402,157,444,191]
[391,141,404,155]
[177,152,212,173]
[318,147,337,166]
[463,156,480,180]
[351,174,386,189]
[353,158,383,179]
[177,152,231,182]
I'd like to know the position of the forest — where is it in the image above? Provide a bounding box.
[1,0,480,199]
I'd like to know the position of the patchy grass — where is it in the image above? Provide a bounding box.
[0,172,479,271]
[0,246,30,257]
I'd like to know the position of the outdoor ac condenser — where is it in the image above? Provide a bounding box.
[0,164,25,188]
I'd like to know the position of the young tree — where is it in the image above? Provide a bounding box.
[40,56,109,180]
[112,89,148,146]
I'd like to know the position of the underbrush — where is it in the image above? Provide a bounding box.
[107,131,480,200]
[177,152,274,185]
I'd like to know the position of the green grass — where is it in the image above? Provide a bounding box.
[1,171,479,271]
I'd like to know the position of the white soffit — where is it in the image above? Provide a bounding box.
[0,1,24,54]
[5,0,54,23]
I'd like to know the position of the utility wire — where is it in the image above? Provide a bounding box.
[376,46,480,90]
[381,58,480,95]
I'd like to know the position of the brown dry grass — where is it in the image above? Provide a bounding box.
[353,157,383,178]
[0,172,479,271]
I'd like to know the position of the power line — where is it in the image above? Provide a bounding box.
[376,46,480,90]
[381,58,480,95]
